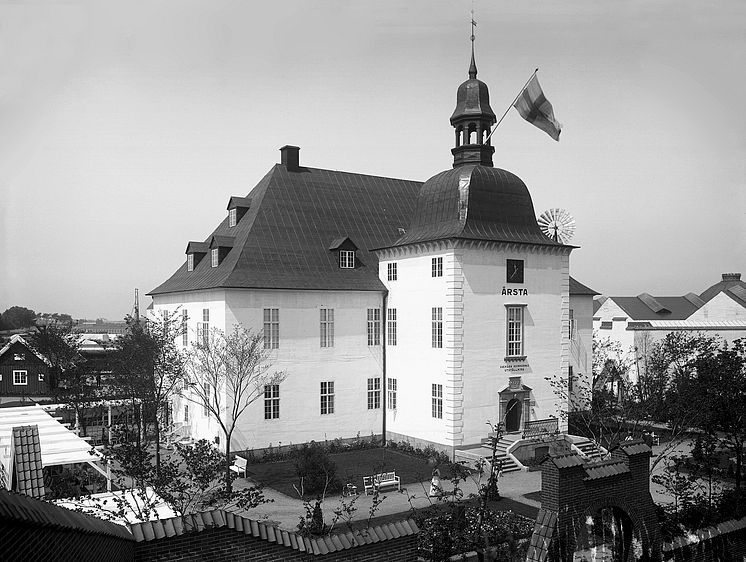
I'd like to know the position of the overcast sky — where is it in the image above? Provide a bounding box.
[1,0,744,320]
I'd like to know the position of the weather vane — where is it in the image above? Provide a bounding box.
[471,1,477,43]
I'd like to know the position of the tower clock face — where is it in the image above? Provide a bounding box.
[507,259,524,284]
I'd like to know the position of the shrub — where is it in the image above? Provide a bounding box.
[294,441,340,495]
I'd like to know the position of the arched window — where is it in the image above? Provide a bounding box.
[455,126,463,147]
[468,123,477,144]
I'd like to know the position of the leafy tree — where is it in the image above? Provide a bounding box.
[1,306,36,329]
[184,324,286,493]
[111,313,184,478]
[29,323,102,437]
[70,439,268,523]
[686,338,746,490]
[294,442,339,495]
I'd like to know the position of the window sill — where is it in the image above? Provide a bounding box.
[504,356,527,362]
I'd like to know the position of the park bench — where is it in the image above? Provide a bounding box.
[230,455,248,478]
[363,471,400,495]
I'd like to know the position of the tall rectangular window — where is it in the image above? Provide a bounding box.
[387,262,398,281]
[569,309,576,338]
[367,308,381,346]
[432,383,443,418]
[13,370,28,386]
[432,307,443,348]
[339,250,355,269]
[367,377,381,409]
[229,208,237,227]
[320,309,334,348]
[184,404,189,423]
[506,306,524,357]
[211,248,219,268]
[201,308,210,345]
[263,308,279,349]
[264,384,280,419]
[187,254,194,271]
[432,257,443,277]
[203,382,210,416]
[387,308,397,346]
[387,378,397,410]
[320,381,335,415]
[182,310,188,346]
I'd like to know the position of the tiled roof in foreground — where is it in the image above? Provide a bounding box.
[0,488,133,541]
[128,508,419,555]
[149,165,421,295]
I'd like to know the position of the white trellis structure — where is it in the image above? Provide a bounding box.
[0,404,111,492]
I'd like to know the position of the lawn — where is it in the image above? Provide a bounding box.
[246,448,453,498]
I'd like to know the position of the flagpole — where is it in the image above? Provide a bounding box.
[484,68,539,144]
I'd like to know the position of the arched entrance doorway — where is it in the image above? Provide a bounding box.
[505,399,522,433]
[498,377,532,434]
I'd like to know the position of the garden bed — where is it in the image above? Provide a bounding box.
[246,448,455,498]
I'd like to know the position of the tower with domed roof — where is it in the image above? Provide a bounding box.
[376,45,574,455]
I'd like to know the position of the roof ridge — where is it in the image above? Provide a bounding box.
[128,508,419,553]
[297,165,423,185]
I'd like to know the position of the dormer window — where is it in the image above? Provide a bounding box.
[328,236,359,270]
[185,241,209,272]
[208,235,234,269]
[339,250,355,269]
[226,196,251,228]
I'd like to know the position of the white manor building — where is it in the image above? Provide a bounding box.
[149,53,596,458]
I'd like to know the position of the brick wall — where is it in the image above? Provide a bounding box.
[134,527,419,562]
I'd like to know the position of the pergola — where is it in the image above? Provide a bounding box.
[0,404,111,491]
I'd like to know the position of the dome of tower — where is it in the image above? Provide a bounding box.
[393,164,562,247]
[450,51,496,123]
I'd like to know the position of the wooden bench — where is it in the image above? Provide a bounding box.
[363,471,400,495]
[230,455,247,478]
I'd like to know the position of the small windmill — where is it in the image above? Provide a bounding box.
[537,208,576,244]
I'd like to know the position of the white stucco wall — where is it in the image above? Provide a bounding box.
[688,292,746,322]
[154,288,387,451]
[380,242,571,450]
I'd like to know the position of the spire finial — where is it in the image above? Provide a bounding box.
[469,5,477,79]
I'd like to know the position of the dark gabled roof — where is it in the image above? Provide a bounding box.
[609,296,699,320]
[611,439,652,456]
[388,165,569,249]
[328,237,357,251]
[185,241,209,255]
[569,276,599,296]
[226,196,252,210]
[0,488,134,541]
[209,235,235,249]
[149,165,421,295]
[700,273,746,307]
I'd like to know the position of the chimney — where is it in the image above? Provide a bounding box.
[280,145,300,172]
[723,273,742,282]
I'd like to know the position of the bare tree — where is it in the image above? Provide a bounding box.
[184,324,286,493]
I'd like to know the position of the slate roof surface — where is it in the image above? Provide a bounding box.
[700,274,746,307]
[609,296,699,320]
[128,508,418,555]
[569,276,599,296]
[546,453,585,469]
[150,165,421,295]
[389,165,567,249]
[12,425,45,498]
[0,488,134,540]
